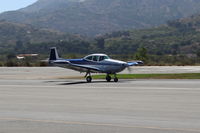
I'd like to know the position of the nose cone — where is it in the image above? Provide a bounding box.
[122,63,129,67]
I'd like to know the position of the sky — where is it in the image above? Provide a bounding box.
[0,0,37,13]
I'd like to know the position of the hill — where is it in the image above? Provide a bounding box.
[1,0,200,36]
[102,14,200,60]
[0,20,83,54]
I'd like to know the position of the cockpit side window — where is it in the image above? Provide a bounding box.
[104,56,109,59]
[93,56,99,62]
[99,56,109,61]
[99,56,104,61]
[86,56,92,61]
[85,55,109,62]
[99,56,105,61]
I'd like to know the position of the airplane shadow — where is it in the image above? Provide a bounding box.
[45,79,133,85]
[59,81,106,85]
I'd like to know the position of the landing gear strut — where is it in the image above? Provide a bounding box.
[85,72,92,83]
[114,74,118,82]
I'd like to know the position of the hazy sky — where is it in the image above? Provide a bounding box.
[0,0,37,13]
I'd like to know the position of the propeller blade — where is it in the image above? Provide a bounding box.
[127,66,132,73]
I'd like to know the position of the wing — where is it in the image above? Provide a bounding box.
[127,61,143,66]
[53,60,101,73]
[69,63,101,73]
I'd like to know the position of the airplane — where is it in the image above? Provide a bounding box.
[49,47,143,83]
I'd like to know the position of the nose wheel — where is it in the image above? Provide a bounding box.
[114,74,118,82]
[114,77,118,82]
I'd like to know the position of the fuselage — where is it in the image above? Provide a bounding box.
[53,58,127,74]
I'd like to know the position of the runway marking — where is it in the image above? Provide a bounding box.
[0,117,200,132]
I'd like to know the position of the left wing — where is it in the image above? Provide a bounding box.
[69,63,101,73]
[53,60,101,73]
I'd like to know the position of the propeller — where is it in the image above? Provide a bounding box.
[124,63,132,73]
[125,60,144,73]
[127,66,132,73]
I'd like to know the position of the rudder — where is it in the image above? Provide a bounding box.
[49,47,59,61]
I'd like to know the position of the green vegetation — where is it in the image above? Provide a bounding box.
[101,15,200,65]
[1,11,200,66]
[92,73,200,79]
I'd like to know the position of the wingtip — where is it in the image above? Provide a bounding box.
[138,61,144,65]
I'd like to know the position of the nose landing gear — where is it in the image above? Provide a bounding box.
[114,74,118,82]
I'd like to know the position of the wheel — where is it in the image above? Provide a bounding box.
[114,77,118,82]
[106,75,111,82]
[86,76,92,83]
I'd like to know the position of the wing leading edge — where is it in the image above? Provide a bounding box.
[127,61,143,66]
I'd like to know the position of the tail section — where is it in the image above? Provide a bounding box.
[49,47,59,61]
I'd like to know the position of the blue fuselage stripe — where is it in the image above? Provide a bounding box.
[64,59,119,66]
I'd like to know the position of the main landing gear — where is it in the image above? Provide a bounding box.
[106,74,118,82]
[106,74,111,82]
[85,72,92,83]
[85,72,119,83]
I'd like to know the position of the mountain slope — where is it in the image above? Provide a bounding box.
[0,20,80,54]
[1,0,200,36]
[102,14,200,56]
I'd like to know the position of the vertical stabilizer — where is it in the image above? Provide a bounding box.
[49,47,59,61]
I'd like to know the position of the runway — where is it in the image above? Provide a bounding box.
[0,78,200,133]
[0,66,200,79]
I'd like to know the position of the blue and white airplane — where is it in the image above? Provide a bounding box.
[49,47,143,82]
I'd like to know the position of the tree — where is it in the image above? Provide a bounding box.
[95,37,105,50]
[197,49,200,58]
[135,47,148,62]
[7,53,16,60]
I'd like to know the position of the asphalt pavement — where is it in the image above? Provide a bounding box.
[0,78,200,133]
[0,66,200,80]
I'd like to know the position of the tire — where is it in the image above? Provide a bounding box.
[86,76,92,83]
[106,75,111,82]
[114,77,118,82]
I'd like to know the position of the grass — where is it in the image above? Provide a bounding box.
[92,73,200,79]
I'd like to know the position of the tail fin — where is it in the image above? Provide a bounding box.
[49,47,59,61]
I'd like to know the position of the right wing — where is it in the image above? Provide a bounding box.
[127,61,143,66]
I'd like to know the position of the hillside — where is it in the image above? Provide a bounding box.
[0,14,200,65]
[1,0,200,36]
[1,14,200,56]
[103,14,200,56]
[0,20,82,54]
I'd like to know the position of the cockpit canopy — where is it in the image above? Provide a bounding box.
[84,54,110,62]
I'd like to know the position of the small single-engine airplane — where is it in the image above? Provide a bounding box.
[49,47,143,82]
